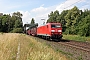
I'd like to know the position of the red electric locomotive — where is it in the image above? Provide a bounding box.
[37,23,63,39]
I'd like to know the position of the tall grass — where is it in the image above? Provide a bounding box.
[0,33,19,60]
[63,34,90,42]
[19,34,67,60]
[0,33,67,60]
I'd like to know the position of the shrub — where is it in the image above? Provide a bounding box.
[11,28,23,33]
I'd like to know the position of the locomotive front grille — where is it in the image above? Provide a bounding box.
[51,33,62,39]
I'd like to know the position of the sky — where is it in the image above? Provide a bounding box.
[0,0,90,26]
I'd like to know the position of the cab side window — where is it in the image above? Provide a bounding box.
[51,25,55,28]
[47,25,48,28]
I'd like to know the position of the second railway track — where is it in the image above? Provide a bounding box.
[58,39,90,52]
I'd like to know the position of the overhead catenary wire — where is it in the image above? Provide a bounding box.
[59,0,84,11]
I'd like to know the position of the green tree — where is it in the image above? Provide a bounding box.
[78,10,90,36]
[57,10,68,32]
[31,18,35,24]
[0,16,3,31]
[6,14,12,32]
[47,11,54,23]
[14,20,22,28]
[12,12,23,28]
[1,14,9,32]
[47,10,59,23]
[12,12,23,19]
[0,12,23,33]
[65,6,80,34]
[12,12,23,33]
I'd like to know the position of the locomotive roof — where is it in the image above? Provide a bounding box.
[46,22,61,25]
[37,23,61,27]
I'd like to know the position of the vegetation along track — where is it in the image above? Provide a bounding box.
[33,37,90,60]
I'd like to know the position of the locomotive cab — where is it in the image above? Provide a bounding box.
[37,23,63,40]
[50,23,63,39]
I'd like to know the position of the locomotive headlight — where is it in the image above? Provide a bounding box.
[51,30,55,32]
[58,30,62,32]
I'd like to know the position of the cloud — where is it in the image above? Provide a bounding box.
[56,0,85,12]
[19,11,31,25]
[30,7,49,26]
[30,5,56,26]
[31,7,47,14]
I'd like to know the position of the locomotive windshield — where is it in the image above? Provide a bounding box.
[51,24,61,28]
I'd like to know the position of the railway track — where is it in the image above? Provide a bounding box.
[52,39,90,60]
[58,39,90,52]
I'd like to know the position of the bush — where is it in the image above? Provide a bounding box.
[11,28,23,33]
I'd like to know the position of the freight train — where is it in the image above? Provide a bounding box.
[24,23,63,41]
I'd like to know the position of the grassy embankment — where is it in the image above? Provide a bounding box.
[0,33,67,60]
[63,34,90,42]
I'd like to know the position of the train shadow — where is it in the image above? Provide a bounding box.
[33,36,70,43]
[51,39,70,42]
[60,39,70,42]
